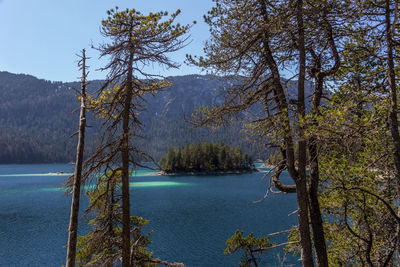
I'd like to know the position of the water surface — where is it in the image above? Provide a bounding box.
[0,164,299,266]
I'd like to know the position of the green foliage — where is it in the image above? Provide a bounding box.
[267,144,299,165]
[101,8,191,43]
[76,171,156,266]
[309,62,398,265]
[318,148,396,266]
[159,142,254,173]
[284,226,300,257]
[225,230,273,267]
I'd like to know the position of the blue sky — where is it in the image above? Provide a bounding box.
[0,0,214,82]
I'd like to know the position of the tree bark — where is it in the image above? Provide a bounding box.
[297,0,307,190]
[121,52,134,267]
[267,42,314,267]
[66,49,87,267]
[308,74,328,267]
[296,1,315,266]
[308,137,328,267]
[295,177,314,267]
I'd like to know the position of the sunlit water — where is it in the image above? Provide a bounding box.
[0,163,299,266]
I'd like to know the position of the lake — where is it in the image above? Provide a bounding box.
[0,163,299,266]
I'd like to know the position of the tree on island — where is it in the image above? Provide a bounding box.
[159,143,254,173]
[76,7,192,267]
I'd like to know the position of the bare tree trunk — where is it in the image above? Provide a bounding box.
[385,0,400,257]
[66,49,88,267]
[308,137,328,267]
[295,179,314,267]
[297,0,307,187]
[264,30,314,267]
[266,52,314,267]
[296,2,315,266]
[307,75,329,267]
[121,52,134,267]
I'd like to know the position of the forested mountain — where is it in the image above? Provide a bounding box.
[0,72,79,163]
[0,71,306,163]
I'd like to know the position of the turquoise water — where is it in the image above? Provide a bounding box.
[0,164,299,266]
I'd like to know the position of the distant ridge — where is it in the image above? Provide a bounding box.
[0,71,274,163]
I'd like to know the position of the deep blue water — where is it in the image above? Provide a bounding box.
[0,164,299,266]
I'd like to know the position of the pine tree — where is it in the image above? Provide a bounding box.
[159,143,253,173]
[82,7,192,266]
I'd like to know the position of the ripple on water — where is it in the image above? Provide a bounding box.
[0,181,196,194]
[0,173,72,177]
[0,169,157,178]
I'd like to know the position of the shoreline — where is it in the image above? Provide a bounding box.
[260,163,274,169]
[151,168,260,176]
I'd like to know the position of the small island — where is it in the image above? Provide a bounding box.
[159,143,257,175]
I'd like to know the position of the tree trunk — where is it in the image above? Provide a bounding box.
[296,1,315,266]
[266,48,314,267]
[306,73,328,267]
[297,0,307,188]
[308,138,328,267]
[121,52,134,267]
[257,1,314,264]
[304,4,339,264]
[385,0,400,257]
[66,49,87,267]
[295,178,314,267]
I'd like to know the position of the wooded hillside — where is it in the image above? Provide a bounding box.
[0,72,281,163]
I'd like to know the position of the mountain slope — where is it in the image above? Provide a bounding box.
[0,72,274,163]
